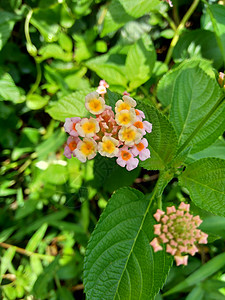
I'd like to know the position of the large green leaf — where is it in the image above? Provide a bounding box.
[85,54,128,88]
[179,158,225,217]
[0,11,19,50]
[101,0,160,36]
[167,64,225,153]
[173,29,223,69]
[84,188,172,300]
[46,90,92,121]
[139,103,178,170]
[157,58,215,108]
[125,35,156,90]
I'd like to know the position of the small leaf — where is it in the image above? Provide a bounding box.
[138,103,178,170]
[26,94,49,110]
[46,90,93,122]
[164,252,225,296]
[0,69,21,102]
[33,256,60,299]
[26,223,48,252]
[179,158,225,216]
[101,0,160,36]
[0,11,20,50]
[125,34,156,90]
[85,54,128,87]
[84,188,172,300]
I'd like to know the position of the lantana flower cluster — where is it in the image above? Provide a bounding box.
[63,91,152,171]
[150,202,208,266]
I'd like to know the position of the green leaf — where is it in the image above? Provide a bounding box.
[138,103,178,170]
[200,215,225,240]
[85,54,128,87]
[0,69,21,102]
[186,285,204,300]
[31,6,60,42]
[42,164,68,185]
[101,0,160,36]
[125,34,156,90]
[187,137,225,163]
[33,256,60,299]
[26,94,49,110]
[57,287,74,300]
[26,223,48,252]
[173,29,223,69]
[168,64,225,153]
[164,252,225,296]
[84,188,172,300]
[205,3,225,64]
[91,155,140,192]
[46,90,93,122]
[179,158,225,217]
[0,11,19,50]
[157,58,215,108]
[37,44,73,62]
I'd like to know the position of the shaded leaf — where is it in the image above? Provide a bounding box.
[179,158,225,217]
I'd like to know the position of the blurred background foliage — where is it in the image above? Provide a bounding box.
[0,0,225,299]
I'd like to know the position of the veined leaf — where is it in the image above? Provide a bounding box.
[179,158,225,217]
[139,103,178,170]
[101,0,160,36]
[46,90,93,121]
[85,54,128,88]
[84,188,172,300]
[167,64,225,153]
[157,58,215,108]
[125,35,156,90]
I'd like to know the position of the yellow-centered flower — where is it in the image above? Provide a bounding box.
[115,109,136,127]
[85,92,105,114]
[118,125,142,146]
[76,118,100,137]
[75,138,97,162]
[98,136,119,157]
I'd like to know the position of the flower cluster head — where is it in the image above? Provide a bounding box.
[150,202,208,266]
[64,88,152,170]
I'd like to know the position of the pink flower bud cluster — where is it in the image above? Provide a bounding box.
[150,202,208,266]
[63,89,152,171]
[162,0,173,6]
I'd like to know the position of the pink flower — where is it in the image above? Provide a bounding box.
[123,91,130,96]
[99,80,109,88]
[163,0,173,7]
[133,120,152,135]
[64,117,81,137]
[135,109,145,120]
[64,136,81,159]
[116,146,139,171]
[150,202,208,266]
[131,138,150,161]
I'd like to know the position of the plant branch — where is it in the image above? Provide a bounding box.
[0,242,55,262]
[165,0,200,65]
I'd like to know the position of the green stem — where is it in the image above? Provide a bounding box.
[161,12,177,32]
[165,0,200,65]
[0,242,55,262]
[27,61,42,96]
[24,10,33,46]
